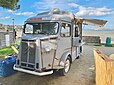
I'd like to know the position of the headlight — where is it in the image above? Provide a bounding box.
[29,44,35,48]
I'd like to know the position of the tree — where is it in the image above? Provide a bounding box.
[0,0,20,10]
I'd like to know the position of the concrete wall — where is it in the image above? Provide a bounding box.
[82,36,100,43]
[16,30,23,38]
[0,32,14,48]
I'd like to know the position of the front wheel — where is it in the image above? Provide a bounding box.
[59,57,71,76]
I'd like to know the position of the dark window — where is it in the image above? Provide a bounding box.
[75,26,79,37]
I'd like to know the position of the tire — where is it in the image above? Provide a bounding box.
[76,56,80,59]
[59,57,71,76]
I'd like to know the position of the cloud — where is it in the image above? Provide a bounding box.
[34,0,76,11]
[7,10,14,13]
[14,12,35,16]
[76,6,112,16]
[68,3,79,8]
[7,10,35,16]
[0,16,10,20]
[34,0,113,17]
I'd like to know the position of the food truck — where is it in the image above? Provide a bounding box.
[14,9,107,76]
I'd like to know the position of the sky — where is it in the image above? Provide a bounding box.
[0,0,114,30]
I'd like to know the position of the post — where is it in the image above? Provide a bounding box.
[12,18,15,43]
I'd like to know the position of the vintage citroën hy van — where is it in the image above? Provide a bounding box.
[14,9,107,76]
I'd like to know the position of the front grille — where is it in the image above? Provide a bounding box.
[22,39,36,42]
[21,42,28,62]
[20,62,35,70]
[21,63,27,66]
[28,42,36,63]
[20,40,36,69]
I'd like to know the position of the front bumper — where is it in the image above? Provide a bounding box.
[13,65,53,76]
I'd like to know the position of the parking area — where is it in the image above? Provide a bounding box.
[0,45,114,85]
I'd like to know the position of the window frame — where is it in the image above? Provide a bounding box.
[23,22,59,35]
[60,23,71,37]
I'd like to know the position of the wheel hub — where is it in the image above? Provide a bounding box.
[64,59,70,73]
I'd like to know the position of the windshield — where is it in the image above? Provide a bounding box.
[24,22,59,35]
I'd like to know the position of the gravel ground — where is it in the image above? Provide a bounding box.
[0,45,114,85]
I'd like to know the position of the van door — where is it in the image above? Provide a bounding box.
[56,23,71,60]
[72,25,81,61]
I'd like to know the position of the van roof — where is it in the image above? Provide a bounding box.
[25,8,107,27]
[26,9,75,22]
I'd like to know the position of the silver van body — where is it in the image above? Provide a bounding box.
[14,9,107,76]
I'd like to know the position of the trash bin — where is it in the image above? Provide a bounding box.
[105,37,112,47]
[0,57,16,77]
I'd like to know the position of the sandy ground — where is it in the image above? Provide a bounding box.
[0,45,114,85]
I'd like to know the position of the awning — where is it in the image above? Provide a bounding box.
[83,18,107,27]
[75,17,107,27]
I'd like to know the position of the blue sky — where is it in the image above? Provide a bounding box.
[0,0,114,30]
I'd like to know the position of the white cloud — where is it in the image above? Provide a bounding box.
[68,3,79,8]
[76,6,112,16]
[7,9,35,16]
[34,0,75,11]
[34,0,112,17]
[7,10,14,13]
[14,12,35,16]
[0,16,10,20]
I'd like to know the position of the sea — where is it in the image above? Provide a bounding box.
[83,30,114,44]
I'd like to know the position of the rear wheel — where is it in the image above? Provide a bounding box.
[76,56,80,59]
[59,57,71,76]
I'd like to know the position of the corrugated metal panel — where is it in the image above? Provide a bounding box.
[21,42,28,62]
[20,40,36,69]
[28,42,36,63]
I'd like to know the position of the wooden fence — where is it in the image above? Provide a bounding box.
[94,48,114,85]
